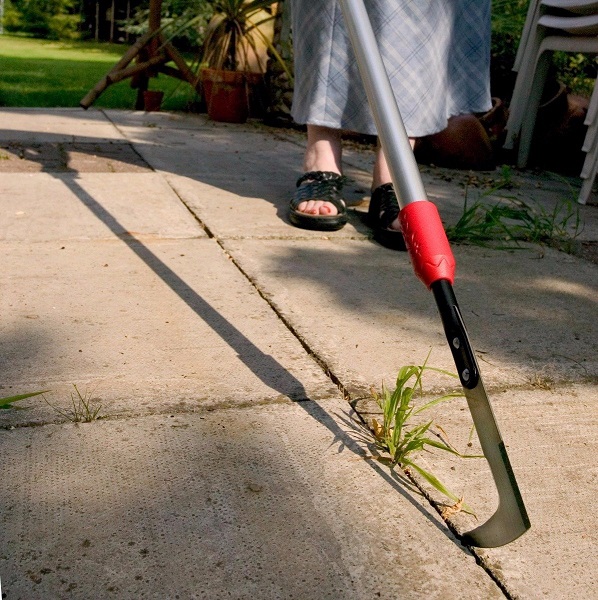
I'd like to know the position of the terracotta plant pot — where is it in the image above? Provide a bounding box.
[415,114,494,170]
[533,85,589,176]
[143,90,164,112]
[201,69,251,124]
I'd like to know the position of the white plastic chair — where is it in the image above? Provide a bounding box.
[512,0,598,75]
[578,80,598,201]
[512,0,543,73]
[542,0,598,14]
[504,0,598,203]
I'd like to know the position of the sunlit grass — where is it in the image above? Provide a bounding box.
[0,35,200,110]
[0,390,48,409]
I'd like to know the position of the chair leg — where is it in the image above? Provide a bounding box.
[579,117,598,204]
[579,157,597,204]
[513,0,544,72]
[517,50,552,168]
[581,142,597,179]
[581,79,598,155]
[504,28,546,150]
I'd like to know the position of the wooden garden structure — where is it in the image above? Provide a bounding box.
[80,0,198,110]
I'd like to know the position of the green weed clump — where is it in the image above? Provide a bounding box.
[371,361,480,512]
[445,165,581,252]
[43,385,102,423]
[446,177,581,253]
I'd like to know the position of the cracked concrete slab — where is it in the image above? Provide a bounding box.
[1,108,597,599]
[164,173,372,241]
[0,400,503,600]
[220,238,598,393]
[0,238,338,426]
[107,111,373,238]
[365,384,598,600]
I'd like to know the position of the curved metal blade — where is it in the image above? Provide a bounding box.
[460,381,531,548]
[431,280,530,547]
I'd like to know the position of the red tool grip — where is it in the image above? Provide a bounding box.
[399,201,456,288]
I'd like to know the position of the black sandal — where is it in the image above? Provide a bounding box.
[368,183,406,251]
[289,171,348,231]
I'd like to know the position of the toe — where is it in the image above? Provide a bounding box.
[318,202,336,216]
[298,200,338,216]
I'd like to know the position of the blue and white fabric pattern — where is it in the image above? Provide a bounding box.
[290,0,492,137]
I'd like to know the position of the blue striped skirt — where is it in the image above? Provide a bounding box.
[291,0,492,137]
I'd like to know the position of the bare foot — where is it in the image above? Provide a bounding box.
[296,197,339,216]
[297,125,343,216]
[296,177,342,213]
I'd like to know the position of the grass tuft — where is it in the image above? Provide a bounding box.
[370,355,481,514]
[445,168,581,252]
[43,385,102,423]
[0,390,49,409]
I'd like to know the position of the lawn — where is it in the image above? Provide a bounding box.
[0,35,201,110]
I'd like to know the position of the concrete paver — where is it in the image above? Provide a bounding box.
[0,173,203,242]
[0,107,126,143]
[398,384,598,599]
[1,107,597,599]
[0,236,337,425]
[222,238,597,391]
[107,111,372,239]
[0,400,503,600]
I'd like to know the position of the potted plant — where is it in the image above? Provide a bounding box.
[143,89,165,112]
[199,0,291,123]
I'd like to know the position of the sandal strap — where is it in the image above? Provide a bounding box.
[291,171,347,213]
[369,183,399,229]
[296,171,346,188]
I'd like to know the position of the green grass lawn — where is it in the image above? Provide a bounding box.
[0,35,201,110]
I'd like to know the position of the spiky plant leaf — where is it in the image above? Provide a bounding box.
[402,457,476,516]
[0,390,49,409]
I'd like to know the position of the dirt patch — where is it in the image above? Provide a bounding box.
[0,142,151,173]
[579,241,598,264]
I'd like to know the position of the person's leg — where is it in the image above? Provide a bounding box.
[296,125,343,216]
[370,139,415,232]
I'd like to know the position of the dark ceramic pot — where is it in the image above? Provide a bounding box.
[201,69,251,124]
[143,90,164,112]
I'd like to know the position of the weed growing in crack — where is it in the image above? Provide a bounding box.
[43,385,102,423]
[446,184,581,252]
[370,358,481,513]
[527,371,555,391]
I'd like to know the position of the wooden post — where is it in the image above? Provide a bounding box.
[95,1,99,42]
[134,0,163,108]
[110,0,115,43]
[148,0,162,55]
[81,0,200,110]
[148,0,162,31]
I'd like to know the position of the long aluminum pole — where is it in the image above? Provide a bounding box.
[338,0,427,206]
[337,0,530,548]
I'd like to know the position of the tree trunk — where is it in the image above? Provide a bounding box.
[264,1,294,126]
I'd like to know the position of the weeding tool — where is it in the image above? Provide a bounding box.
[338,0,530,548]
